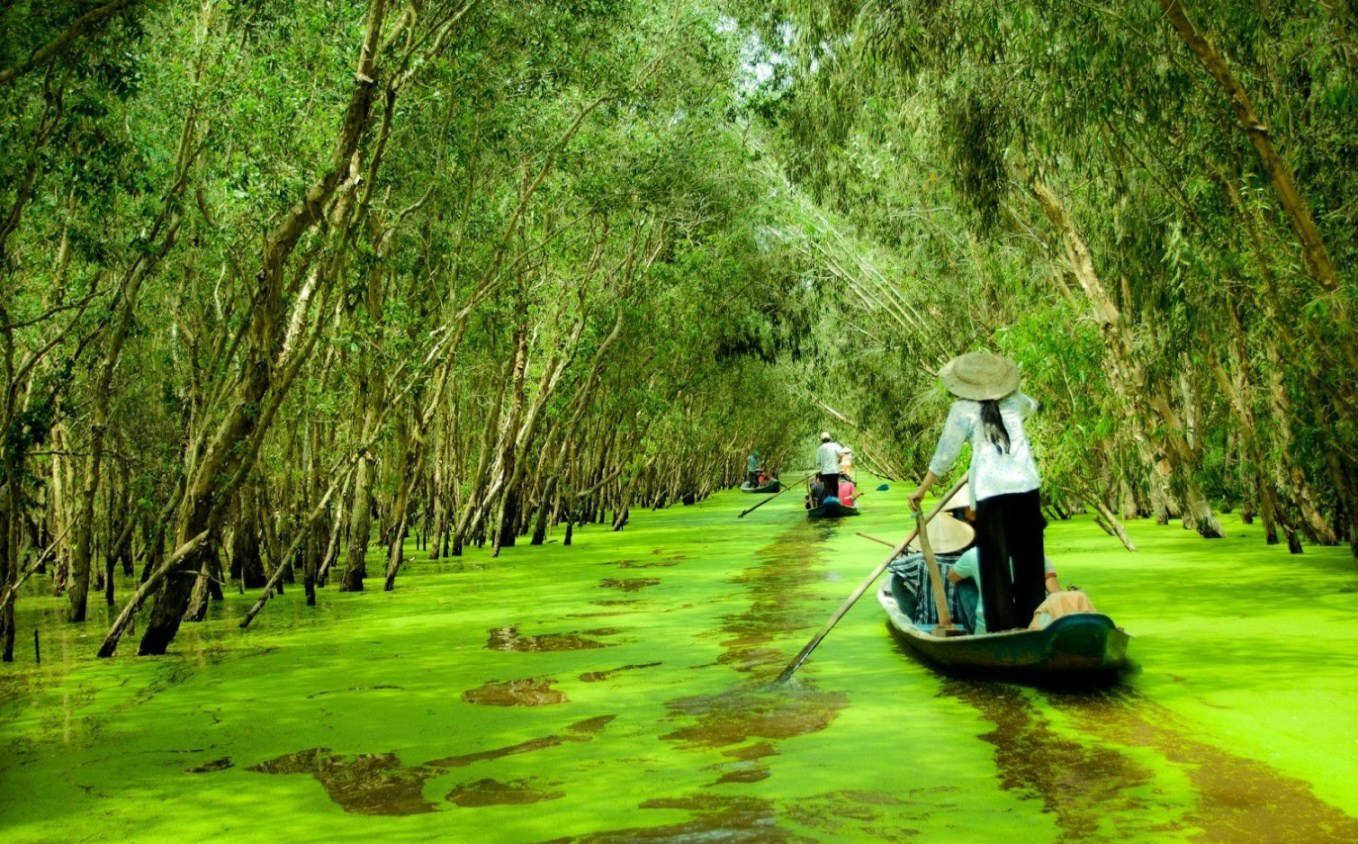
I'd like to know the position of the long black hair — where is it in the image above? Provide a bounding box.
[980,399,1011,454]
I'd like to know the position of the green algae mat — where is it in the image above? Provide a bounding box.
[2,483,1356,842]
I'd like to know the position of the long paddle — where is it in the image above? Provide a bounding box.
[737,474,806,518]
[775,473,969,684]
[859,529,961,635]
[915,501,962,635]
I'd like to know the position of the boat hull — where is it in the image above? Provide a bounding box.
[740,480,781,493]
[877,585,1129,682]
[807,501,859,518]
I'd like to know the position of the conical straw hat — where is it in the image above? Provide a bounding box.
[939,351,1020,401]
[940,484,973,513]
[906,513,976,555]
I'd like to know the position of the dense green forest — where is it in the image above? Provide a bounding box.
[1,0,1355,663]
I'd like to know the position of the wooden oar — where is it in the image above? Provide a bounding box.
[737,475,806,518]
[856,532,893,547]
[915,502,962,636]
[775,473,969,684]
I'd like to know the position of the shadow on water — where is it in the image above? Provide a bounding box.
[942,676,1358,843]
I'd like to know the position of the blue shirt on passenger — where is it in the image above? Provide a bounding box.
[951,547,1055,633]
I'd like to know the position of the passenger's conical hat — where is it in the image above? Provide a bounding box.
[906,513,975,555]
[941,484,973,513]
[939,351,1019,401]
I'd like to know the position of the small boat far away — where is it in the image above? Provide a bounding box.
[740,479,782,493]
[877,584,1130,684]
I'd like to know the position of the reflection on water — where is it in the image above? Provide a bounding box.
[1046,691,1358,843]
[942,677,1358,843]
[944,680,1157,839]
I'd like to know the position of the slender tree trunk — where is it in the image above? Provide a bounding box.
[133,0,388,656]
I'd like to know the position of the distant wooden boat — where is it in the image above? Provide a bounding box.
[807,500,859,518]
[740,479,781,493]
[876,584,1129,681]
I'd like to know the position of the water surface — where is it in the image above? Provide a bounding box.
[2,484,1355,841]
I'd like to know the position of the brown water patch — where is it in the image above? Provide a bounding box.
[613,559,680,569]
[783,790,918,839]
[565,714,617,736]
[662,686,846,748]
[660,521,847,757]
[186,757,233,773]
[462,677,567,706]
[599,578,660,592]
[428,715,616,769]
[446,777,564,807]
[428,736,563,768]
[306,684,404,699]
[723,741,778,761]
[716,520,835,680]
[248,748,437,815]
[946,680,1155,840]
[714,767,770,784]
[571,795,786,843]
[1049,692,1358,843]
[592,599,639,607]
[486,626,620,652]
[579,662,662,682]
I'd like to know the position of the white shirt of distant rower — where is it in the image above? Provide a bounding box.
[928,393,1041,502]
[816,441,844,474]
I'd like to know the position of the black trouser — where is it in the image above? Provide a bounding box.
[747,471,758,486]
[819,473,840,503]
[974,489,1046,631]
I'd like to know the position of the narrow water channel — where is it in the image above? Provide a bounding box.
[1,486,1355,842]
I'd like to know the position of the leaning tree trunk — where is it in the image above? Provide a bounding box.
[131,0,389,656]
[1026,172,1220,537]
[229,480,267,589]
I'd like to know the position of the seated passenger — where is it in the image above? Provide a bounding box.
[948,548,1060,634]
[1028,589,1096,630]
[837,476,856,507]
[807,477,825,508]
[887,514,976,626]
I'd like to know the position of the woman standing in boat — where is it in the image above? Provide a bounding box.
[907,352,1044,632]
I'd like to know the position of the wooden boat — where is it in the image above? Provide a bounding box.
[807,500,859,518]
[876,584,1129,681]
[740,479,781,493]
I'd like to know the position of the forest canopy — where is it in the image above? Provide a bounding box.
[2,0,1355,661]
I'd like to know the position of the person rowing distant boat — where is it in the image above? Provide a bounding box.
[907,352,1046,632]
[814,432,845,507]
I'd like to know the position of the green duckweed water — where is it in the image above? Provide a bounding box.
[2,482,1356,842]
